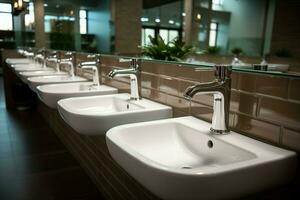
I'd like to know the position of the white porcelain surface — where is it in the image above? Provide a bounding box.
[27,75,88,92]
[106,116,297,200]
[13,65,54,73]
[37,82,118,109]
[57,93,172,135]
[19,71,67,83]
[6,58,31,65]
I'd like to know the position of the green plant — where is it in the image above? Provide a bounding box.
[231,47,243,55]
[275,48,292,57]
[206,46,220,54]
[142,35,193,61]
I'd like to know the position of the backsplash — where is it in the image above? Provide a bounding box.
[95,55,300,152]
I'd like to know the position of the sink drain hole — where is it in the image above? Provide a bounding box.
[181,166,193,169]
[207,140,213,148]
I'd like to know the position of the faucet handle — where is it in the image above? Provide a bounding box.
[214,65,232,81]
[119,58,132,63]
[87,54,101,63]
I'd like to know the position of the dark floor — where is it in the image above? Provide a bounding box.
[0,77,104,200]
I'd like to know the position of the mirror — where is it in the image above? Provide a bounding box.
[0,0,299,77]
[140,0,300,77]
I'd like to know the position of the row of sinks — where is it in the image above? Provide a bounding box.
[7,57,297,200]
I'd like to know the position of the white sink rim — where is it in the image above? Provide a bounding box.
[107,116,296,175]
[58,93,170,117]
[106,116,297,200]
[57,93,173,135]
[36,82,118,109]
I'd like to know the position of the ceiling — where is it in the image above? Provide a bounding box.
[143,0,181,9]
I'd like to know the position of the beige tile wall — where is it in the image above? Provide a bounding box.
[96,55,300,152]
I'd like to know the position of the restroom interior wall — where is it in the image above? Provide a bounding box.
[271,0,300,58]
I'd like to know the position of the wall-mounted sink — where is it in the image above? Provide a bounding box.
[13,64,55,73]
[106,116,297,200]
[19,71,68,83]
[57,93,172,135]
[6,58,32,65]
[37,82,118,109]
[27,75,88,92]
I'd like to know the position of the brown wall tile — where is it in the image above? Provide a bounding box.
[289,79,300,101]
[231,72,239,89]
[230,90,257,116]
[233,114,281,144]
[190,102,213,122]
[141,88,167,104]
[258,97,300,129]
[165,95,190,113]
[158,76,179,96]
[255,75,289,98]
[140,72,159,89]
[172,108,189,118]
[282,128,300,151]
[238,73,256,92]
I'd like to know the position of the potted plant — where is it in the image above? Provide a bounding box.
[142,35,193,61]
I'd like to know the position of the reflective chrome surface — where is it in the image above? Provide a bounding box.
[108,58,141,100]
[184,65,232,134]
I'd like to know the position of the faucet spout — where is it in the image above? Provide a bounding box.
[81,65,100,87]
[183,65,232,134]
[108,58,141,100]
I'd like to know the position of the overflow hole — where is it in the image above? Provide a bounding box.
[207,140,213,148]
[181,166,193,169]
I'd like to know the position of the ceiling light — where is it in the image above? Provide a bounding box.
[182,12,186,17]
[44,3,48,7]
[155,18,160,23]
[197,13,201,20]
[140,17,149,22]
[168,20,174,24]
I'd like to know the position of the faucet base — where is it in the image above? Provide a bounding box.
[210,127,230,134]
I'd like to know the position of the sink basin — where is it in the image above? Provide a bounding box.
[57,93,172,135]
[19,71,67,83]
[106,116,297,200]
[13,65,54,73]
[27,75,88,92]
[37,82,118,109]
[6,58,32,65]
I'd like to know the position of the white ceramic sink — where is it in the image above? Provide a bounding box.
[27,75,88,92]
[19,71,68,83]
[106,116,297,200]
[6,58,32,65]
[37,82,118,109]
[57,93,172,135]
[13,65,54,73]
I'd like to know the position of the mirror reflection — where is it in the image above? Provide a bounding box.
[0,0,299,76]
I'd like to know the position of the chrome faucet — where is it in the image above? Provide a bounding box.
[34,51,45,67]
[46,51,61,72]
[108,58,141,100]
[183,65,232,134]
[59,52,76,77]
[77,54,101,87]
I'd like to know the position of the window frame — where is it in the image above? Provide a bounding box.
[0,3,13,31]
[141,25,182,46]
[209,22,218,47]
[79,9,88,34]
